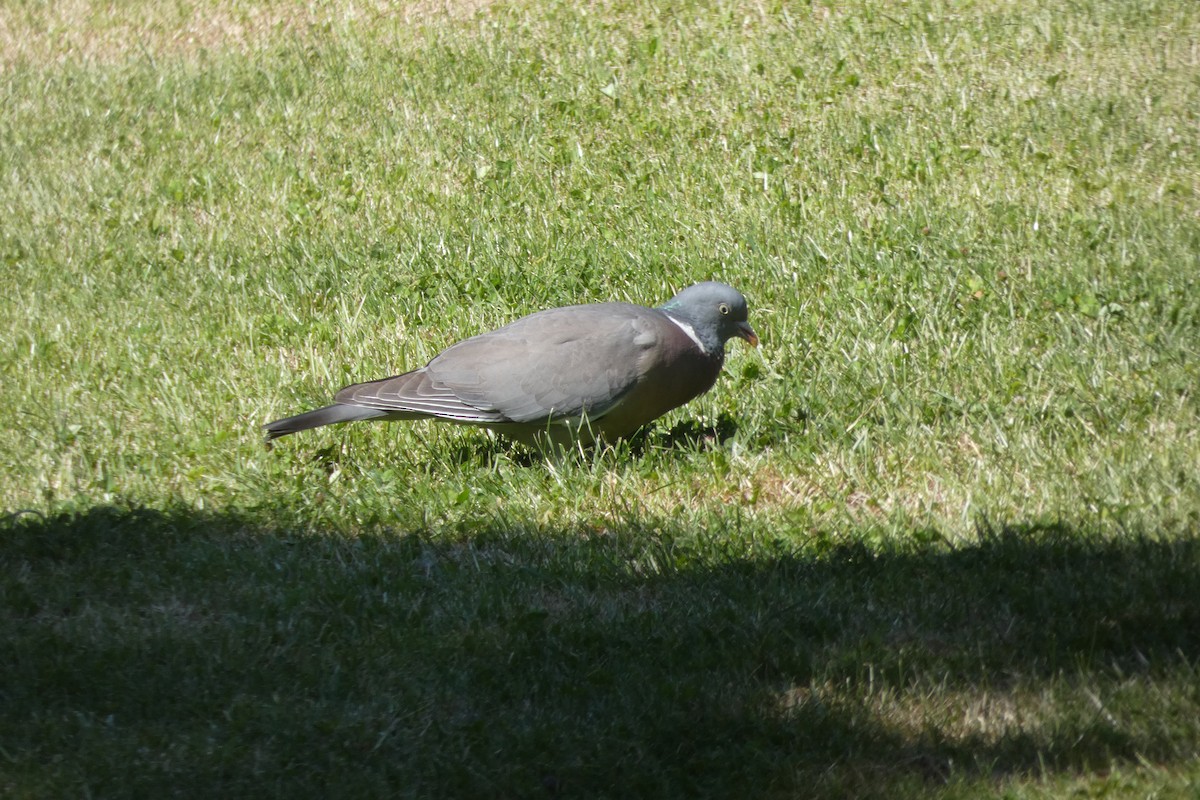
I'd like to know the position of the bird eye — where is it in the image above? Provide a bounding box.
[718,303,730,315]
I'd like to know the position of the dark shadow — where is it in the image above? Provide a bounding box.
[629,411,740,453]
[2,506,1197,798]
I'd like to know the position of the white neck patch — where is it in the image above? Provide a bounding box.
[668,317,708,354]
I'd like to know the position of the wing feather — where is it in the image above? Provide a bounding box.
[333,303,667,426]
[334,370,507,423]
[426,303,660,423]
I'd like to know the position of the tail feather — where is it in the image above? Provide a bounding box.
[264,403,394,441]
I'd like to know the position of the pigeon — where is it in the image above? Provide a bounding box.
[264,281,757,448]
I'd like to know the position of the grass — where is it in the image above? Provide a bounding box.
[5,508,1200,797]
[2,0,1199,796]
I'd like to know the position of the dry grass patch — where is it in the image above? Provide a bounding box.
[0,0,494,68]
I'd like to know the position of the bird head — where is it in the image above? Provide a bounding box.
[660,282,759,353]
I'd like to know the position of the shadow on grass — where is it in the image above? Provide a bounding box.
[418,413,743,468]
[2,505,1198,798]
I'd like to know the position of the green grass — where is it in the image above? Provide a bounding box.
[2,0,1199,796]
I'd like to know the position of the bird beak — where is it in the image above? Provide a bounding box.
[736,321,759,348]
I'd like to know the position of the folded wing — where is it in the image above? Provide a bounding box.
[334,303,662,425]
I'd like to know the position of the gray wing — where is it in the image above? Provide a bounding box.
[335,303,665,424]
[334,368,509,423]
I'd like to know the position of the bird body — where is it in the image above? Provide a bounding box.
[265,282,757,448]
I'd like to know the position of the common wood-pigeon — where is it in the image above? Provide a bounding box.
[264,281,758,448]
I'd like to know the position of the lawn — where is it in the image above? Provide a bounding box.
[2,0,1198,797]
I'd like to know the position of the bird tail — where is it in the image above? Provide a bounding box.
[263,404,392,441]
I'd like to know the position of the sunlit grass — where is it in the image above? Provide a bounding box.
[2,0,1198,796]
